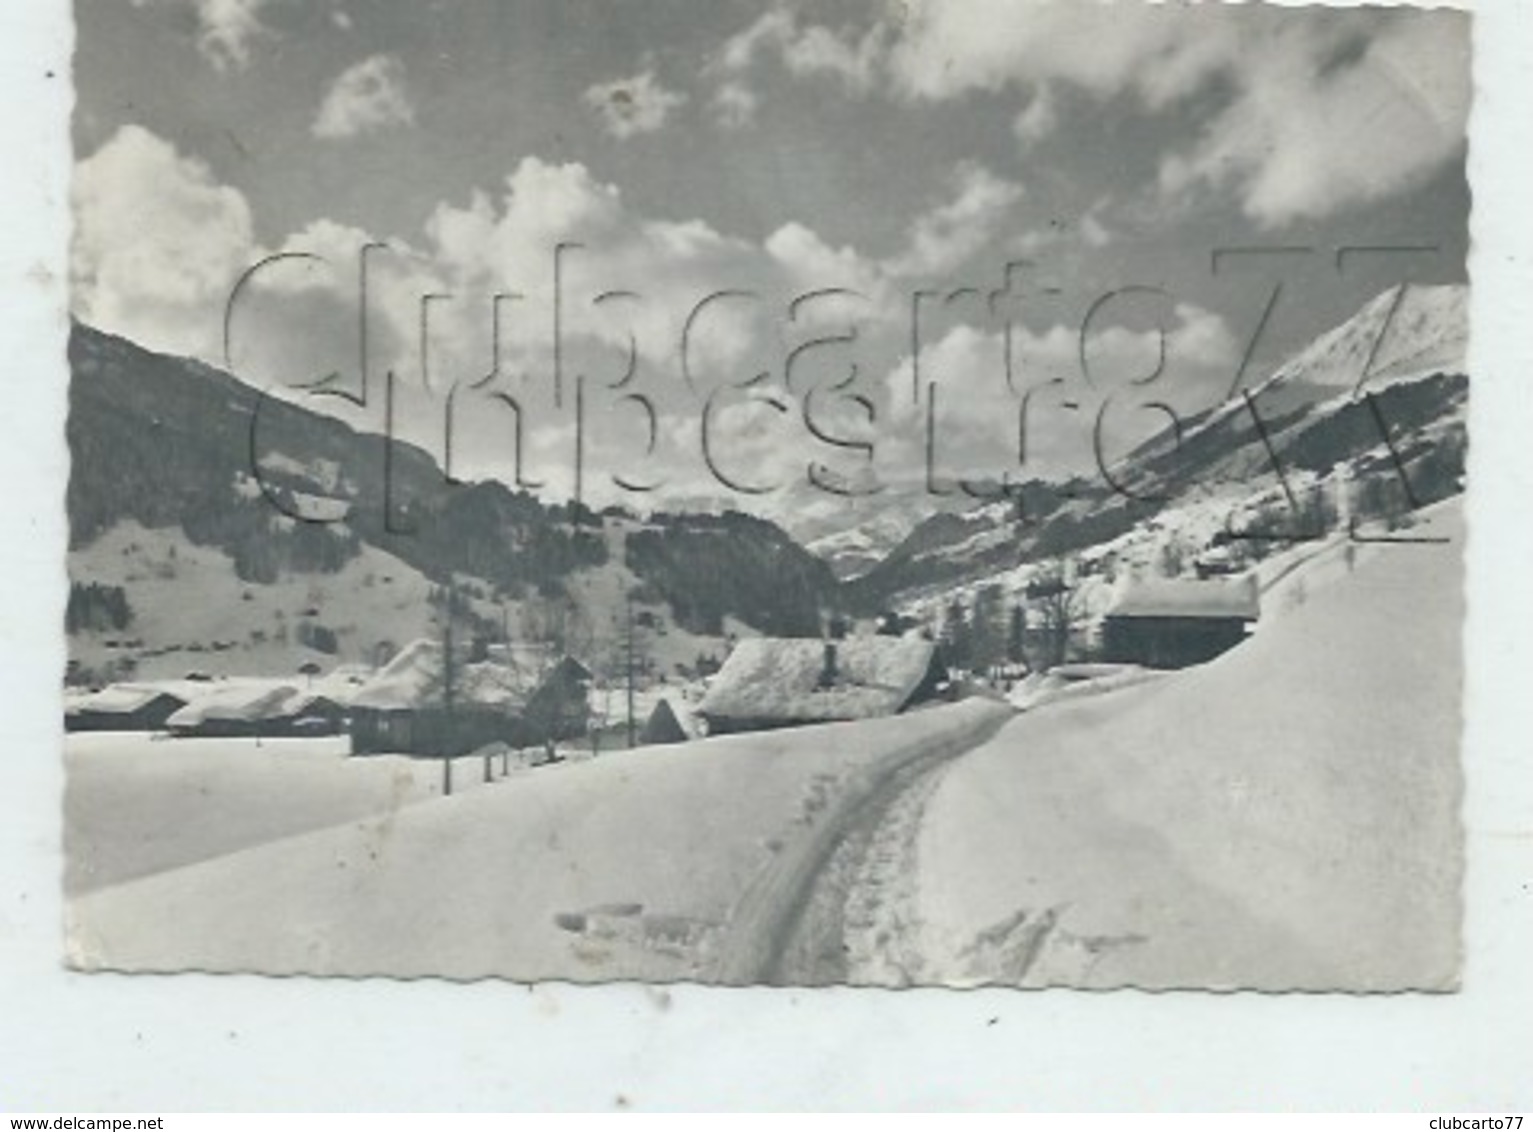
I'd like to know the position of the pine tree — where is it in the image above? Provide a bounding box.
[1007,603,1027,665]
[940,598,972,670]
[969,586,1006,673]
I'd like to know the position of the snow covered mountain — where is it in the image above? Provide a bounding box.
[844,283,1469,615]
[802,505,932,580]
[1261,282,1467,394]
[1169,283,1468,449]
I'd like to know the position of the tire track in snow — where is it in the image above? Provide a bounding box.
[833,744,956,986]
[708,703,1011,986]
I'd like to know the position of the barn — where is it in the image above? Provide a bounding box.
[698,636,949,736]
[1100,577,1260,669]
[64,685,188,732]
[283,693,349,735]
[349,639,591,758]
[165,685,347,738]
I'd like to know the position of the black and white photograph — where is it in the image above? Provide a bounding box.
[61,0,1472,991]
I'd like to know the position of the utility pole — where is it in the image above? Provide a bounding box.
[442,576,455,798]
[625,590,636,749]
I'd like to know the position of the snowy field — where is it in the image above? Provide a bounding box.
[66,700,1012,980]
[65,734,500,894]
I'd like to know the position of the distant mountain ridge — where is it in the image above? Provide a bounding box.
[842,283,1469,611]
[66,280,1469,679]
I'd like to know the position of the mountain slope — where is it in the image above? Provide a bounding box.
[66,324,838,680]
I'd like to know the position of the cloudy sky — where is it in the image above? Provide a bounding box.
[71,0,1471,511]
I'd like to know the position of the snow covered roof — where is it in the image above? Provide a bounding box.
[69,684,187,715]
[1106,577,1260,621]
[166,684,319,727]
[349,639,556,712]
[699,636,940,723]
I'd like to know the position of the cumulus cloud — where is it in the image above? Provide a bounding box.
[1159,13,1473,226]
[312,55,415,139]
[72,125,256,358]
[70,125,433,407]
[766,222,887,301]
[422,156,779,385]
[885,163,1024,279]
[712,80,760,130]
[71,122,916,499]
[1080,303,1239,390]
[715,8,796,73]
[1013,84,1058,146]
[191,0,274,70]
[72,115,1018,443]
[584,70,687,139]
[758,165,1031,327]
[1079,209,1112,250]
[887,3,1468,224]
[244,218,378,297]
[881,301,1239,480]
[420,155,1020,393]
[410,157,942,492]
[132,0,279,72]
[66,101,1252,500]
[885,0,1242,104]
[712,3,1468,226]
[69,124,885,396]
[775,19,889,93]
[706,4,889,124]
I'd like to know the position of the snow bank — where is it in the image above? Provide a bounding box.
[67,699,1011,981]
[913,500,1464,990]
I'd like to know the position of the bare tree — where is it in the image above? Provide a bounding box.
[1026,563,1084,672]
[1157,539,1186,579]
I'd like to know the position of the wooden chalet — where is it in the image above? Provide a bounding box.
[165,685,346,738]
[1100,577,1260,669]
[349,639,591,758]
[64,685,188,732]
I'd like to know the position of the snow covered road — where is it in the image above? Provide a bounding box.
[709,703,1011,986]
[717,502,1465,991]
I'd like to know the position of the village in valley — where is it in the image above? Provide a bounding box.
[63,524,1268,765]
